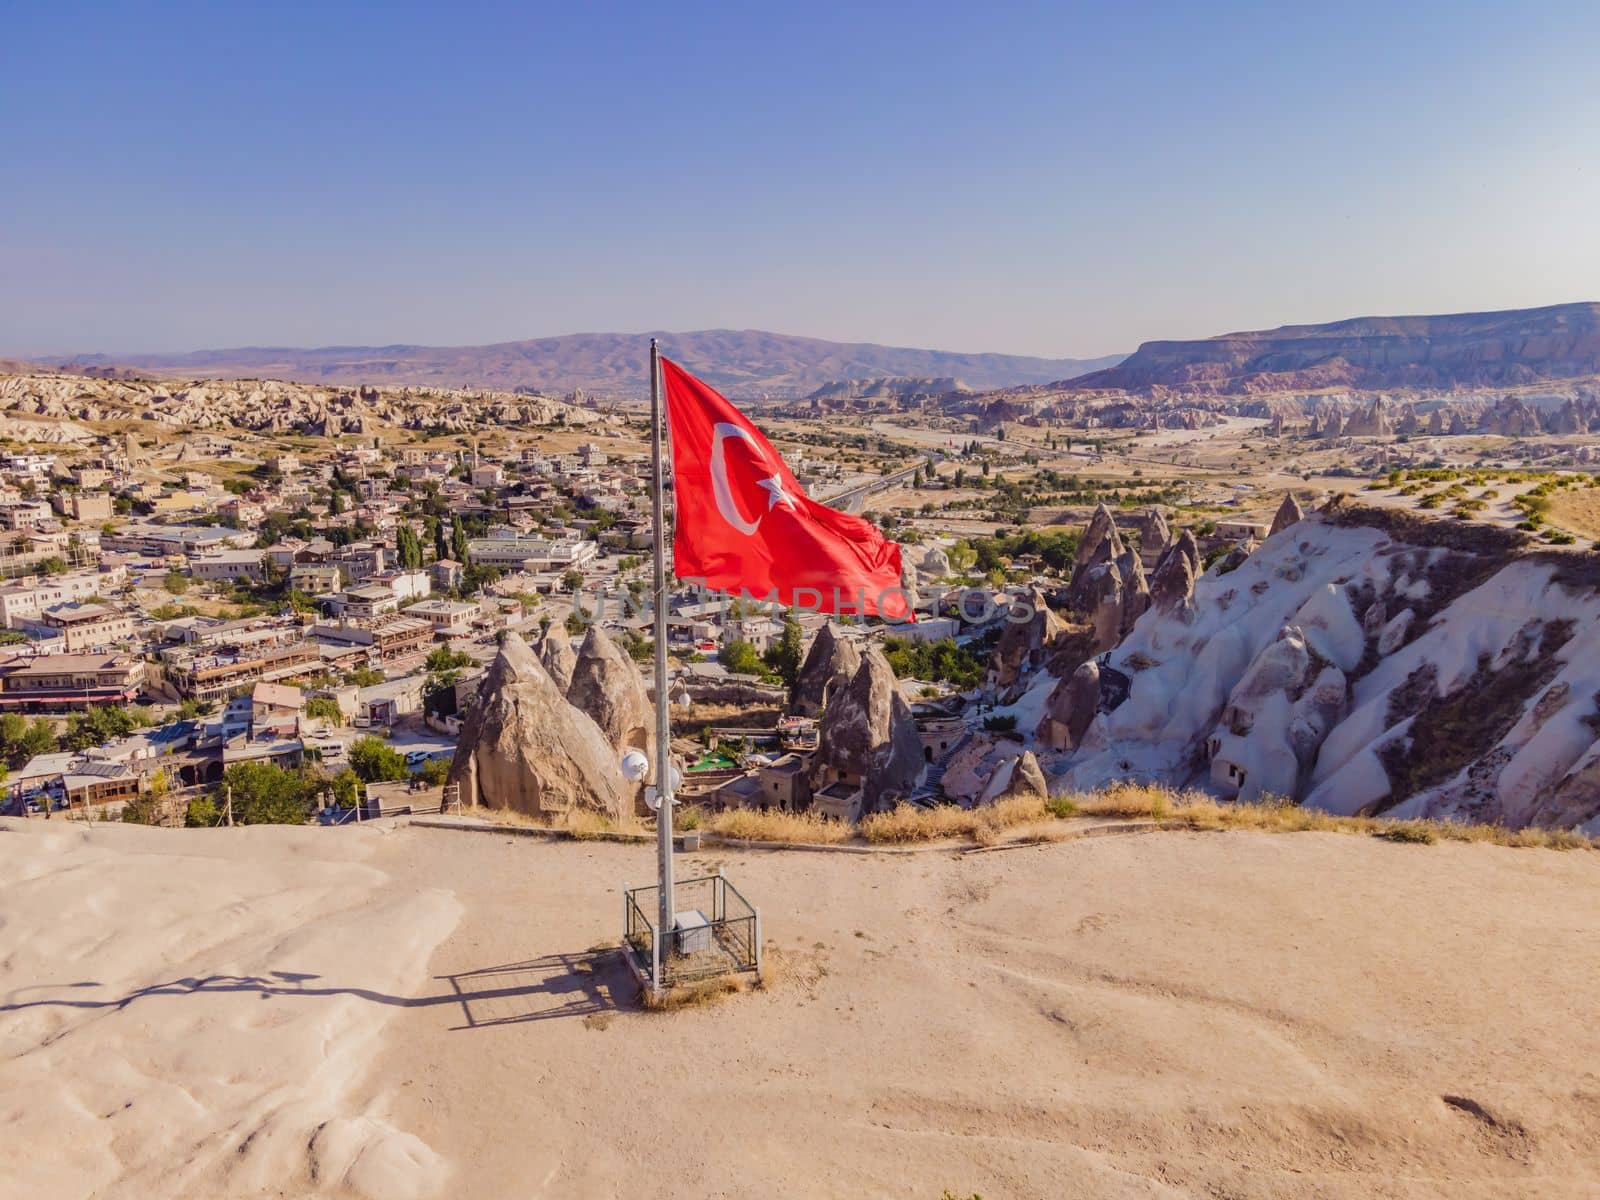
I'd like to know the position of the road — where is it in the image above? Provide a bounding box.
[818,453,941,513]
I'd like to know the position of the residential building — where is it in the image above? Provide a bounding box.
[0,567,129,629]
[163,640,323,701]
[51,492,114,523]
[0,500,53,531]
[432,559,463,590]
[404,598,480,638]
[328,585,400,619]
[37,603,135,653]
[250,681,305,739]
[290,562,344,593]
[465,532,599,570]
[0,653,145,710]
[191,549,268,583]
[311,614,433,663]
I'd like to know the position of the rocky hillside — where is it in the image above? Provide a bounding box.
[1069,302,1600,395]
[56,331,1124,399]
[0,371,596,435]
[1004,500,1600,833]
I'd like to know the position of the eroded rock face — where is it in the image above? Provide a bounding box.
[566,626,653,759]
[993,589,1068,689]
[980,750,1048,805]
[1077,562,1127,656]
[448,632,631,821]
[537,630,578,692]
[1116,549,1150,637]
[790,622,862,717]
[1040,660,1102,751]
[1269,493,1305,539]
[812,651,925,813]
[1074,503,1125,573]
[1137,507,1172,562]
[1207,625,1348,803]
[1149,530,1200,614]
[918,545,951,580]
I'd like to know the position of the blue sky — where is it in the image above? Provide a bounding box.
[4,1,1598,357]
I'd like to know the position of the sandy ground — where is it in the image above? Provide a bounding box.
[5,818,1600,1199]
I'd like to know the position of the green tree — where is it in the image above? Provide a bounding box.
[425,645,474,675]
[395,524,424,569]
[223,761,313,825]
[331,767,363,809]
[177,697,217,721]
[348,735,409,783]
[1,712,54,764]
[304,696,344,725]
[164,568,191,595]
[63,706,136,751]
[763,612,804,690]
[451,516,470,565]
[719,639,768,678]
[185,793,220,827]
[882,637,985,690]
[417,756,452,787]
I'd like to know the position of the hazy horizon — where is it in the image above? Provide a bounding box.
[6,1,1599,360]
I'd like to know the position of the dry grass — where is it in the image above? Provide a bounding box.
[641,966,769,1012]
[704,807,851,844]
[701,784,1596,854]
[476,806,641,839]
[1547,487,1600,541]
[859,795,1048,845]
[1068,788,1598,852]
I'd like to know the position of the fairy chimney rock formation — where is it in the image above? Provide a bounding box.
[790,622,862,717]
[1148,530,1200,614]
[537,629,578,692]
[566,626,654,759]
[993,588,1069,689]
[812,650,925,814]
[447,632,631,821]
[1269,493,1306,539]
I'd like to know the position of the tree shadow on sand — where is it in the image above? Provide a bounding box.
[0,948,639,1031]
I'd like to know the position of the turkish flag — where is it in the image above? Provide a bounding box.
[661,357,908,618]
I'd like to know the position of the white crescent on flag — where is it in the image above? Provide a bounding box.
[710,421,765,536]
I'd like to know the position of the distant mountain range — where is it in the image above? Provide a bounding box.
[52,331,1124,398]
[1071,302,1600,395]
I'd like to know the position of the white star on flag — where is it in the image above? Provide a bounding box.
[756,474,799,512]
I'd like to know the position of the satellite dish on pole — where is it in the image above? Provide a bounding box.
[620,748,650,783]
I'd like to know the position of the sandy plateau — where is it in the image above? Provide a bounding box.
[4,818,1600,1198]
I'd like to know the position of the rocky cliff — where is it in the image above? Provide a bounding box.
[1070,303,1600,395]
[1019,502,1600,833]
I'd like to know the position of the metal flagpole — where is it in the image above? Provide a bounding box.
[648,338,675,994]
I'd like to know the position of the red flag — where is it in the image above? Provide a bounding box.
[661,357,908,618]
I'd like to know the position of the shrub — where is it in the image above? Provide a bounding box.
[304,696,344,725]
[416,756,451,787]
[1377,823,1437,844]
[185,793,220,827]
[349,735,409,783]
